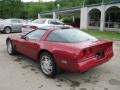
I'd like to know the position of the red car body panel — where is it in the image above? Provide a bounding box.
[7,29,113,73]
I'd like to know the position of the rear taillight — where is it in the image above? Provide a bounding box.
[79,50,86,58]
[80,48,92,58]
[86,48,92,55]
[30,26,37,29]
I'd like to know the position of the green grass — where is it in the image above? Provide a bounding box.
[83,30,120,41]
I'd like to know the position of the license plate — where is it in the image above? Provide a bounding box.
[95,51,104,59]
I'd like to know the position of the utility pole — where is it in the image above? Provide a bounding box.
[57,3,60,19]
[83,0,86,7]
[102,0,104,5]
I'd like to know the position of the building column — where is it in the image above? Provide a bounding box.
[80,7,88,30]
[38,13,41,19]
[100,5,105,31]
[72,16,75,22]
[53,11,57,19]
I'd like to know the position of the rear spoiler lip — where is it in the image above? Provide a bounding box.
[98,39,113,43]
[80,39,113,50]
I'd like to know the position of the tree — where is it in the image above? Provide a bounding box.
[0,0,23,18]
[0,0,113,19]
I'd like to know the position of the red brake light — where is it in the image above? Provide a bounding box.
[79,48,92,58]
[86,48,92,55]
[30,26,37,29]
[79,50,86,58]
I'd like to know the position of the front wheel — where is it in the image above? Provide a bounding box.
[6,40,16,55]
[4,27,11,34]
[40,52,57,77]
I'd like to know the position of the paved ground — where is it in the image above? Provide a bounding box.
[0,33,120,90]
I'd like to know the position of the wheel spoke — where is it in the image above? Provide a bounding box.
[5,28,11,34]
[41,55,53,75]
[7,41,12,54]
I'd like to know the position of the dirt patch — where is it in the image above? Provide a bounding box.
[81,75,99,84]
[64,77,80,87]
[80,88,87,90]
[104,88,108,90]
[31,68,36,71]
[22,65,33,69]
[70,81,80,87]
[38,85,43,88]
[70,88,76,90]
[22,73,25,76]
[56,84,62,87]
[56,77,80,88]
[109,79,120,85]
[14,57,24,62]
[35,71,39,74]
[82,78,98,84]
[55,74,100,88]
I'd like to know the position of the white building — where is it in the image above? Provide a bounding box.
[38,1,120,31]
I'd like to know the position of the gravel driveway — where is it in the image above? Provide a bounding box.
[0,33,120,90]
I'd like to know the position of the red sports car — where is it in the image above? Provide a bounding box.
[6,28,113,77]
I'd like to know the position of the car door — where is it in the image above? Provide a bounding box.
[11,19,22,32]
[16,29,46,60]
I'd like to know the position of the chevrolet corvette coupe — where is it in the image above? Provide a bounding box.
[6,28,113,77]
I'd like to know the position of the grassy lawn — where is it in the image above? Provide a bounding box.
[83,30,120,41]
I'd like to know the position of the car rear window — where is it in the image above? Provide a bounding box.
[48,19,64,25]
[47,29,97,43]
[26,29,46,40]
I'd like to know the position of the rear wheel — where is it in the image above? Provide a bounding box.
[40,52,57,77]
[4,27,11,34]
[7,40,16,55]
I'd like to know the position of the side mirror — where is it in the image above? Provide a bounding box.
[21,35,26,39]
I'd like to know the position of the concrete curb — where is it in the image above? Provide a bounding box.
[114,41,120,47]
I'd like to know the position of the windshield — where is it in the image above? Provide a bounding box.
[48,19,64,25]
[47,29,97,43]
[32,19,46,24]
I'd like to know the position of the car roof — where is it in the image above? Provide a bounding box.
[3,18,22,21]
[38,26,72,31]
[34,18,60,21]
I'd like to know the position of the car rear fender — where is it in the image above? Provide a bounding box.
[4,26,12,31]
[38,49,55,61]
[6,38,16,49]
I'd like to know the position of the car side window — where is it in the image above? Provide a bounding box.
[26,29,46,40]
[47,30,67,42]
[33,19,46,24]
[11,19,21,23]
[48,20,55,24]
[48,20,63,25]
[47,29,97,43]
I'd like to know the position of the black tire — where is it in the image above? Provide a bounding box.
[6,40,16,55]
[4,27,11,34]
[40,52,57,78]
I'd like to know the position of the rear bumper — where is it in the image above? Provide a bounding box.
[61,53,113,72]
[78,54,113,72]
